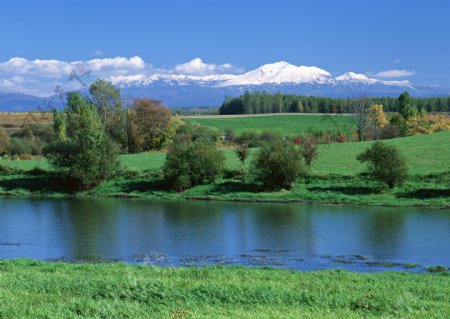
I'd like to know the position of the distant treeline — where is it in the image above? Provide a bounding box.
[219,92,450,114]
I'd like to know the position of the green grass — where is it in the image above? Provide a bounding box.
[184,114,356,136]
[1,259,449,318]
[1,131,449,207]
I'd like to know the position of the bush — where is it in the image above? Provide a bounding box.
[176,123,221,144]
[251,139,305,190]
[301,137,319,173]
[235,131,261,147]
[7,138,33,157]
[0,127,10,155]
[163,139,225,191]
[380,123,401,139]
[357,141,407,189]
[223,127,235,144]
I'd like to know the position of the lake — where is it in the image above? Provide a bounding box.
[1,198,449,272]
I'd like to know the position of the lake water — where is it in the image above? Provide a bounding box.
[1,198,449,272]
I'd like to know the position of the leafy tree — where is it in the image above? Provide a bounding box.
[398,91,417,119]
[234,142,249,173]
[251,139,305,190]
[367,104,388,139]
[224,127,235,144]
[45,92,120,190]
[0,127,10,155]
[89,80,127,150]
[163,138,225,191]
[357,141,407,189]
[301,137,319,173]
[129,99,174,152]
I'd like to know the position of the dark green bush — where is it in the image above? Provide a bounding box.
[163,138,225,191]
[176,123,221,144]
[235,131,261,148]
[251,139,305,190]
[357,141,408,189]
[7,138,33,156]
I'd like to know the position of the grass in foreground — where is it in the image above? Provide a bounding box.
[0,259,449,318]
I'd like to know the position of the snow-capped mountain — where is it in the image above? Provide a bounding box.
[112,61,448,107]
[1,62,449,111]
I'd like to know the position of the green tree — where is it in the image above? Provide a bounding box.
[234,142,249,174]
[45,92,120,190]
[163,138,225,191]
[251,139,305,190]
[357,141,407,189]
[89,80,127,151]
[398,91,417,119]
[301,137,319,173]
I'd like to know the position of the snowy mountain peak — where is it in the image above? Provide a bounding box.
[336,72,375,83]
[221,61,332,86]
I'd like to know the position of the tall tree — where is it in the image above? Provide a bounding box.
[398,91,417,119]
[46,92,120,190]
[89,80,127,151]
[351,97,371,141]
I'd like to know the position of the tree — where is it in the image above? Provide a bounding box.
[251,139,305,190]
[398,91,417,119]
[357,141,407,189]
[89,80,127,150]
[351,97,371,141]
[163,138,225,191]
[234,142,249,173]
[45,92,120,190]
[367,104,388,139]
[301,137,319,173]
[0,127,10,155]
[128,99,174,152]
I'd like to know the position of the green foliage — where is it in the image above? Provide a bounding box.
[398,91,418,119]
[176,123,221,144]
[357,141,408,188]
[219,91,450,115]
[223,127,235,144]
[89,79,127,150]
[0,126,10,155]
[45,92,120,190]
[7,138,33,157]
[251,139,305,190]
[163,138,225,191]
[301,137,319,173]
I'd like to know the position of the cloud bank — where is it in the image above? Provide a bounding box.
[0,56,242,96]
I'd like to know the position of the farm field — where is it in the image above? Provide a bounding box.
[184,114,356,137]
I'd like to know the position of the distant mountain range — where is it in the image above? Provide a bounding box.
[1,62,449,111]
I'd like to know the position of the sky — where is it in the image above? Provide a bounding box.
[0,0,449,96]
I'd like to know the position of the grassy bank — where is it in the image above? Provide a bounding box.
[1,259,449,318]
[1,132,449,208]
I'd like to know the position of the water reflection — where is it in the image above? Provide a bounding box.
[0,198,449,270]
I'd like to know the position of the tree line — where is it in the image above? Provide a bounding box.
[219,91,450,114]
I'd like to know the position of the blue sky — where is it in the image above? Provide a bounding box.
[0,0,449,95]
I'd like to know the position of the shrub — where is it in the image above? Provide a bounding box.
[235,131,261,148]
[357,141,407,189]
[380,123,402,139]
[7,138,33,157]
[163,139,225,191]
[234,143,249,175]
[259,130,282,145]
[251,139,305,190]
[223,127,235,144]
[176,123,221,144]
[0,127,10,155]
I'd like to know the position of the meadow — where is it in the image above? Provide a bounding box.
[1,130,449,207]
[1,259,449,318]
[184,113,356,137]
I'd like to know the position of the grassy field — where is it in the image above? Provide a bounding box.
[1,125,449,207]
[184,114,356,136]
[1,259,449,318]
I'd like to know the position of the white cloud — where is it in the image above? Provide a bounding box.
[93,50,104,56]
[174,58,243,76]
[375,69,415,78]
[0,56,150,97]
